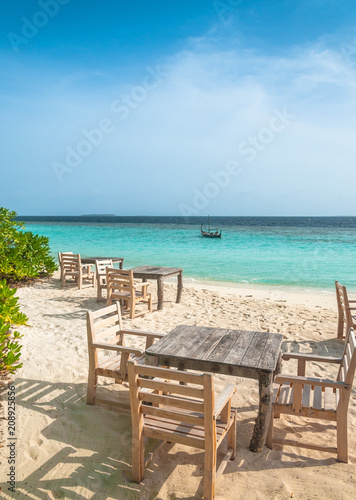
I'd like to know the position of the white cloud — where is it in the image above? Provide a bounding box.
[1,37,356,215]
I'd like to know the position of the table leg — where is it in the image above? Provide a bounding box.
[157,277,164,310]
[275,352,283,376]
[176,271,183,303]
[249,371,273,452]
[142,278,147,298]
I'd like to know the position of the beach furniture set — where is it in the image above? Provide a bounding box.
[59,252,356,498]
[85,304,238,499]
[58,253,183,316]
[145,325,283,453]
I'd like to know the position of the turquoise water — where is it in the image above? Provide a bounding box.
[24,220,356,291]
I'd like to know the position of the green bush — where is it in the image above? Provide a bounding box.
[0,280,27,376]
[0,207,57,282]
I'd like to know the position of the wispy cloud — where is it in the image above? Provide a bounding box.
[1,34,356,215]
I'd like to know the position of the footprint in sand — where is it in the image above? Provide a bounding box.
[24,436,43,460]
[24,446,41,460]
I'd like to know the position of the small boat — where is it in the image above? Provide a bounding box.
[200,216,222,238]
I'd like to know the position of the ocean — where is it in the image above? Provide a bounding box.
[19,216,356,291]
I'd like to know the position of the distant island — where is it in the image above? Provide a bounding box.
[80,214,116,217]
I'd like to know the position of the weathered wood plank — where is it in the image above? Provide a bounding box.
[207,329,242,363]
[258,333,283,371]
[169,326,210,358]
[313,385,322,409]
[148,325,194,356]
[240,331,268,368]
[324,386,335,411]
[302,384,311,408]
[188,328,229,360]
[221,330,255,365]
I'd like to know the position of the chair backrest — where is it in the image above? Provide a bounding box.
[95,260,113,287]
[335,281,353,330]
[106,268,134,293]
[337,328,356,387]
[128,362,214,434]
[87,302,124,345]
[60,253,81,271]
[95,259,113,278]
[58,251,73,265]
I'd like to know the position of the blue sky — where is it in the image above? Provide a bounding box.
[1,0,356,216]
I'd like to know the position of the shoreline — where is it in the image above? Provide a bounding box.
[168,276,337,309]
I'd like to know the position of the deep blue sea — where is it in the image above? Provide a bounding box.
[19,216,356,291]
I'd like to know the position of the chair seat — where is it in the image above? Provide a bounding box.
[64,270,80,276]
[111,291,151,300]
[106,268,153,318]
[144,412,233,449]
[273,382,339,419]
[97,353,144,379]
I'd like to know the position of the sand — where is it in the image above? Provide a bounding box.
[1,272,355,499]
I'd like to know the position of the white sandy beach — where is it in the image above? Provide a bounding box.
[1,272,355,499]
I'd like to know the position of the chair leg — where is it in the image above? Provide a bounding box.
[266,411,274,449]
[86,370,98,405]
[132,430,145,483]
[337,316,344,339]
[130,299,135,319]
[203,438,216,500]
[148,295,152,313]
[337,413,348,463]
[228,411,237,460]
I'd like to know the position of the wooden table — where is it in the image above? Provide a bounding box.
[130,266,183,310]
[81,257,124,269]
[145,325,283,452]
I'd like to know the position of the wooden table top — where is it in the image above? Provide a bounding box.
[131,265,183,278]
[146,325,283,380]
[81,257,124,264]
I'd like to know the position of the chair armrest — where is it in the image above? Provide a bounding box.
[120,329,164,339]
[214,384,236,417]
[282,353,342,364]
[275,374,350,390]
[90,343,143,357]
[348,300,356,303]
[133,281,151,288]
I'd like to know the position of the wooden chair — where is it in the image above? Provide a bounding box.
[266,327,356,463]
[95,259,113,302]
[127,361,237,500]
[58,251,72,281]
[106,268,152,319]
[335,281,356,339]
[86,303,164,408]
[59,252,95,289]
